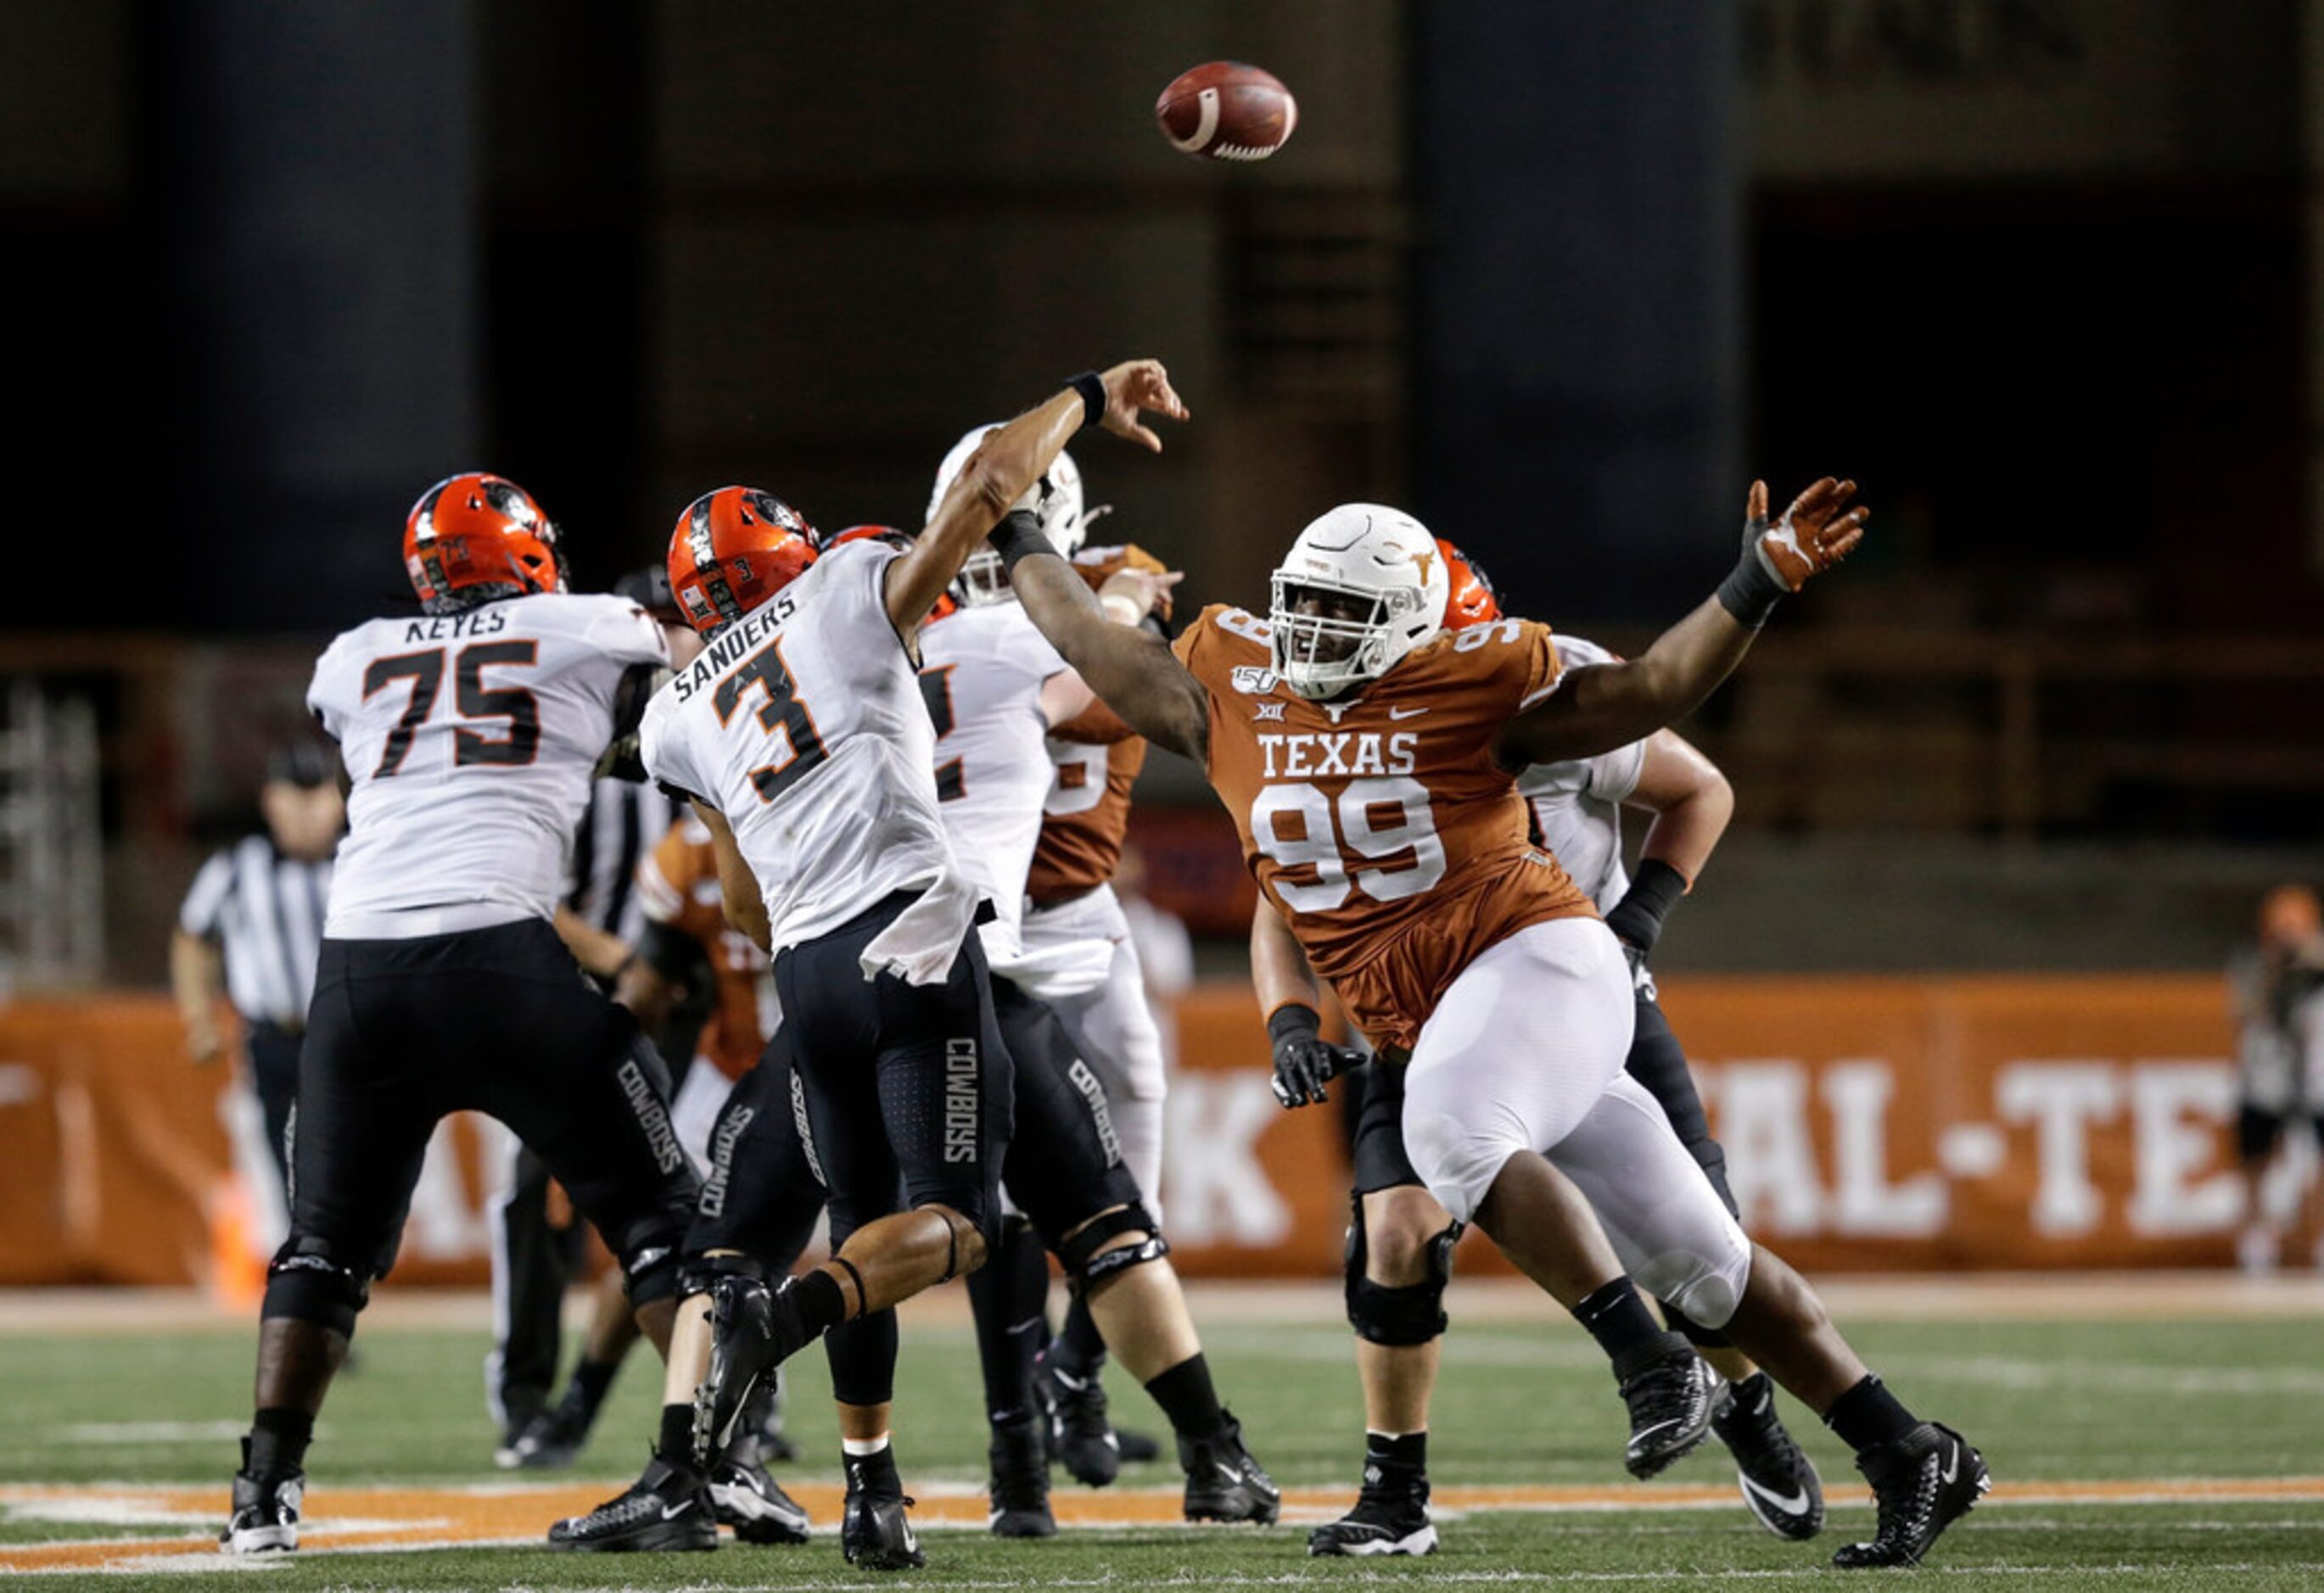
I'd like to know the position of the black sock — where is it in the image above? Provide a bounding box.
[1366,1428,1427,1477]
[1823,1373,1918,1453]
[1728,1369,1773,1414]
[1055,1291,1108,1377]
[246,1408,313,1478]
[791,1268,848,1339]
[655,1402,697,1467]
[966,1222,1048,1426]
[1571,1278,1677,1376]
[1144,1353,1227,1442]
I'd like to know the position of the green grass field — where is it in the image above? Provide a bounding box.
[3,1283,2322,1589]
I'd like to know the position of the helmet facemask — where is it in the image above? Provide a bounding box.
[1269,572,1434,698]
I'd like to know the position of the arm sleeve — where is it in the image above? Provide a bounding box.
[179,852,233,936]
[305,639,350,741]
[1587,737,1649,805]
[582,599,672,668]
[638,695,699,805]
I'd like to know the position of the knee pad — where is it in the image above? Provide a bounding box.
[1058,1202,1170,1289]
[677,1249,764,1305]
[261,1235,371,1338]
[1343,1199,1460,1347]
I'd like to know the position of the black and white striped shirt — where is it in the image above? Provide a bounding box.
[179,836,333,1030]
[566,780,683,946]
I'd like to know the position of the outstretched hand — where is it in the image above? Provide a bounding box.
[1097,360,1191,453]
[1750,477,1867,591]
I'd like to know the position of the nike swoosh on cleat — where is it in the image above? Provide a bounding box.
[1214,1462,1245,1486]
[1631,1418,1683,1443]
[1940,1445,1960,1485]
[660,1500,694,1521]
[1739,1471,1812,1517]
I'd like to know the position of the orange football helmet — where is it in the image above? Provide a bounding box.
[668,486,820,636]
[825,523,958,620]
[404,473,567,613]
[1436,538,1502,629]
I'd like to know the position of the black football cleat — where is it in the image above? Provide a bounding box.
[1115,1426,1162,1463]
[694,1275,815,1465]
[1711,1371,1825,1540]
[1615,1337,1719,1479]
[498,1402,589,1472]
[219,1450,301,1555]
[1307,1463,1435,1557]
[1831,1422,1989,1568]
[1179,1411,1280,1524]
[842,1450,926,1570]
[708,1448,810,1545]
[1034,1355,1121,1488]
[547,1454,718,1552]
[985,1415,1056,1539]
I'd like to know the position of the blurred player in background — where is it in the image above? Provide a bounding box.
[1000,480,1991,1569]
[916,431,1276,1537]
[222,474,701,1555]
[172,742,343,1212]
[1256,543,1822,1557]
[2230,884,2324,1273]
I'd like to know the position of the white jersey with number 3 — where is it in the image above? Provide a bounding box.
[309,593,668,940]
[1516,634,1647,914]
[640,539,977,984]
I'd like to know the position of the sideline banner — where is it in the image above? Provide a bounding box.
[0,977,2255,1288]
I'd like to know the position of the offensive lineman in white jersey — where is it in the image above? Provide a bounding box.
[573,362,1193,1569]
[1255,546,1823,1557]
[221,475,703,1555]
[912,435,1277,1536]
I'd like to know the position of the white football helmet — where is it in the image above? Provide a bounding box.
[926,423,1104,605]
[1268,504,1450,699]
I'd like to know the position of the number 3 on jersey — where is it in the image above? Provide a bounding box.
[1252,776,1447,911]
[715,636,829,802]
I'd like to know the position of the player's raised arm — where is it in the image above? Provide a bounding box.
[1000,550,1209,763]
[1497,478,1865,769]
[888,360,1190,632]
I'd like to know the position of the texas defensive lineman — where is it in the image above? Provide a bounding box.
[999,485,1991,1569]
[221,474,702,1555]
[618,363,1188,1569]
[1257,543,1823,1556]
[912,439,1275,1536]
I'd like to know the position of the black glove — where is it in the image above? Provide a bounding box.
[1267,1003,1364,1110]
[1603,858,1688,974]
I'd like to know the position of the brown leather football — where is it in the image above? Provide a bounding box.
[1156,61,1296,162]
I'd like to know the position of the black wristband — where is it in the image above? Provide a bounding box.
[987,509,1051,572]
[1065,371,1106,431]
[1603,858,1688,957]
[1715,539,1789,630]
[1266,1002,1322,1049]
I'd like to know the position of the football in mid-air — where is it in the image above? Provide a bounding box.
[1156,61,1296,162]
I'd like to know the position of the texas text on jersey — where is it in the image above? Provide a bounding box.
[1173,604,1596,1050]
[639,536,977,984]
[309,595,668,938]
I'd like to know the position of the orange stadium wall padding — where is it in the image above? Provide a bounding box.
[0,977,2248,1289]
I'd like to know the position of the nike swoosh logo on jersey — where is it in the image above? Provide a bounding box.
[1739,1471,1812,1517]
[1386,706,1429,720]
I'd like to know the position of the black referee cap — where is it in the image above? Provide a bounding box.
[266,742,336,790]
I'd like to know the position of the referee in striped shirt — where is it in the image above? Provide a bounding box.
[171,743,344,1193]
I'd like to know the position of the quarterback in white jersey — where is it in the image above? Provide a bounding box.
[222,473,702,1558]
[557,361,1225,1567]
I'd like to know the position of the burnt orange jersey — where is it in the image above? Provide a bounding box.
[1174,604,1596,1049]
[1026,543,1167,903]
[635,815,775,1082]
